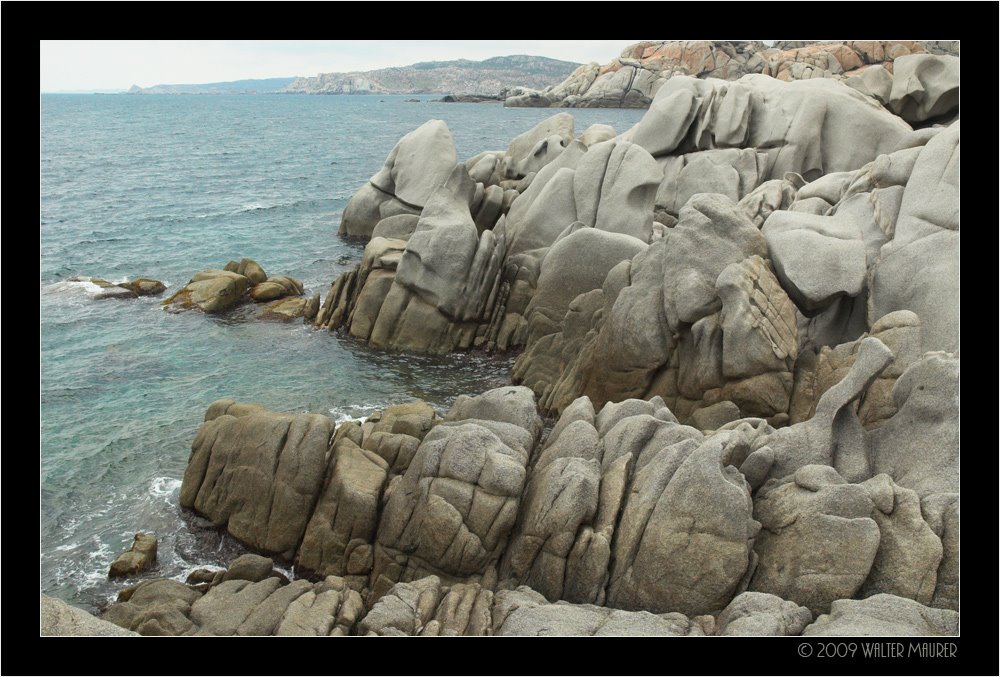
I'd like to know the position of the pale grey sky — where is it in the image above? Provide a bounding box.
[40,40,643,92]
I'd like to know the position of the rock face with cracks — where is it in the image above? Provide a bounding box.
[153,337,958,635]
[91,42,959,637]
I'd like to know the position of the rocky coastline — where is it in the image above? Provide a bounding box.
[44,42,960,638]
[505,40,960,110]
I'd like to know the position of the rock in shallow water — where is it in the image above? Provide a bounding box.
[108,532,158,578]
[117,278,167,296]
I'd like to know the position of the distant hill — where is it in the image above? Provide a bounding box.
[283,55,581,96]
[128,78,297,95]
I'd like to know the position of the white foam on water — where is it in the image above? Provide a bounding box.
[149,476,182,498]
[330,410,372,426]
[169,564,226,584]
[46,279,104,297]
[274,563,296,581]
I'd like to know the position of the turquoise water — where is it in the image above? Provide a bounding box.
[39,93,647,612]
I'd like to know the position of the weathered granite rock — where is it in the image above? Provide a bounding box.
[42,595,139,636]
[100,555,367,637]
[322,166,507,354]
[101,579,203,636]
[522,227,647,345]
[860,476,943,605]
[163,270,251,313]
[235,258,268,285]
[508,40,930,109]
[370,387,538,600]
[922,493,959,611]
[340,120,458,238]
[789,311,923,428]
[514,194,796,421]
[656,148,767,217]
[108,533,158,578]
[740,337,893,486]
[355,576,495,636]
[624,75,911,183]
[504,113,575,178]
[222,554,277,583]
[493,587,707,636]
[359,576,443,636]
[738,178,799,229]
[867,353,959,498]
[371,213,421,241]
[844,64,893,104]
[606,434,759,616]
[117,278,168,296]
[296,436,388,578]
[163,259,309,318]
[259,295,311,321]
[764,213,869,313]
[498,449,601,602]
[868,122,959,353]
[189,578,284,635]
[715,592,812,636]
[749,466,880,615]
[276,576,364,636]
[803,594,959,636]
[251,275,303,302]
[179,399,334,559]
[689,401,741,431]
[755,126,949,355]
[160,352,959,635]
[888,54,960,124]
[578,123,616,147]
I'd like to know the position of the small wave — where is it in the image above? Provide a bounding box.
[44,279,104,297]
[236,203,277,213]
[54,542,81,552]
[77,237,131,245]
[274,563,296,581]
[169,564,225,584]
[329,404,383,425]
[149,476,182,498]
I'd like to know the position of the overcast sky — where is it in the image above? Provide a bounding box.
[40,40,643,92]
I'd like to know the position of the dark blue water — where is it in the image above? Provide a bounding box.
[39,93,646,611]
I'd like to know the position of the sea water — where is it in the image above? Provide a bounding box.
[39,93,646,612]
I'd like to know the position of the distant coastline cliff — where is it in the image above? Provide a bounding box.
[127,78,297,95]
[283,55,580,96]
[126,55,580,97]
